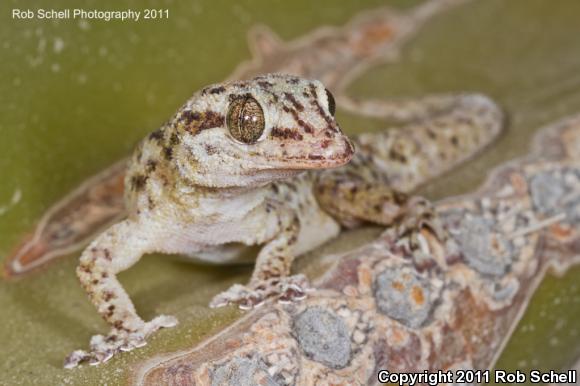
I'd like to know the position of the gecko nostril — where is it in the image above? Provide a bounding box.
[327,120,342,134]
[344,138,355,157]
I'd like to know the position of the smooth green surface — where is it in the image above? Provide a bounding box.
[1,0,579,385]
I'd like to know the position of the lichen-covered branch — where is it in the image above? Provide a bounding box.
[132,114,580,385]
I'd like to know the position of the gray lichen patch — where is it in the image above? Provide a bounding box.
[373,266,435,329]
[211,355,280,386]
[292,307,352,369]
[530,172,565,214]
[486,277,520,304]
[530,169,580,222]
[451,214,512,277]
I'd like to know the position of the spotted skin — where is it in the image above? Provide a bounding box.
[315,94,504,227]
[64,74,503,368]
[4,0,476,279]
[65,74,355,367]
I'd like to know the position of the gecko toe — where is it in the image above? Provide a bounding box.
[64,350,89,369]
[88,350,114,366]
[278,285,306,303]
[145,314,179,333]
[64,316,177,368]
[209,285,263,309]
[210,274,311,309]
[238,293,264,310]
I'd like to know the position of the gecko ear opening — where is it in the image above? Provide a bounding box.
[226,96,266,144]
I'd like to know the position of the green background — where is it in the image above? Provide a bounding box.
[1,0,579,384]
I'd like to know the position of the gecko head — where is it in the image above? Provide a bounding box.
[168,73,354,187]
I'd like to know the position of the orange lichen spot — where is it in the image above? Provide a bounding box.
[550,223,575,241]
[224,338,240,350]
[263,332,279,343]
[411,285,425,306]
[358,265,373,288]
[391,280,405,292]
[388,326,409,347]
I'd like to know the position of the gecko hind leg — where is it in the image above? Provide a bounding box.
[315,171,443,229]
[314,171,408,228]
[210,215,309,310]
[315,169,455,273]
[64,220,177,368]
[316,91,503,246]
[315,173,448,253]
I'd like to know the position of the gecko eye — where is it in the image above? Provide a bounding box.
[226,96,265,144]
[325,88,336,116]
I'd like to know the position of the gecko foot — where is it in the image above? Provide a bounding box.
[209,274,311,310]
[383,197,454,269]
[395,197,447,244]
[64,314,178,369]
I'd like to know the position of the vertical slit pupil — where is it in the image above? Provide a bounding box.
[227,96,265,144]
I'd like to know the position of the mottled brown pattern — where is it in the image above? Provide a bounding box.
[311,98,333,127]
[197,111,225,132]
[179,110,196,125]
[209,86,226,94]
[271,127,304,141]
[130,174,148,191]
[258,80,274,89]
[148,128,164,142]
[162,146,173,161]
[284,92,304,111]
[145,159,157,173]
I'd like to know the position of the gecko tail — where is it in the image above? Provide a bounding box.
[3,159,128,279]
[3,234,51,278]
[2,232,87,279]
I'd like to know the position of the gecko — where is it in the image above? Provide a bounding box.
[63,73,503,368]
[4,0,474,278]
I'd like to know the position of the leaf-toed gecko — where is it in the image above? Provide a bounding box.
[64,73,503,368]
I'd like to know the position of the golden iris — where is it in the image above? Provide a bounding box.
[226,96,265,144]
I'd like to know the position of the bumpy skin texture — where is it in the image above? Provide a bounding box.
[64,73,503,368]
[316,94,503,228]
[65,74,353,368]
[3,0,476,279]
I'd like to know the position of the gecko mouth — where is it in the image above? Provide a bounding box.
[266,136,355,170]
[263,153,353,171]
[239,151,353,182]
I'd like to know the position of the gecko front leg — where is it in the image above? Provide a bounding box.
[64,220,177,368]
[209,212,307,309]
